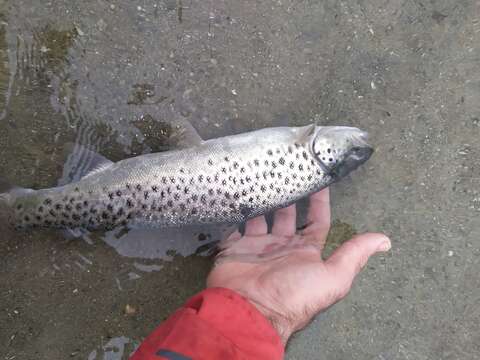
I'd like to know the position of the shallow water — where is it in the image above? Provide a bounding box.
[1,1,479,359]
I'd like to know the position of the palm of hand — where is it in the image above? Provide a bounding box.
[207,189,390,343]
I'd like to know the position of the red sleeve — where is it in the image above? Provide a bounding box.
[130,287,284,360]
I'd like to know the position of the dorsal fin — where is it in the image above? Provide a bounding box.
[167,119,204,149]
[58,143,113,186]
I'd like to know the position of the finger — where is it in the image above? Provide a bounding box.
[272,204,296,236]
[325,233,391,298]
[301,188,331,247]
[244,216,268,236]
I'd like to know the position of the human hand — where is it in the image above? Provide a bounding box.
[207,188,391,344]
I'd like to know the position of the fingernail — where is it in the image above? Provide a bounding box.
[377,240,391,252]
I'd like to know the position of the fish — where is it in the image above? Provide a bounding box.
[0,124,373,230]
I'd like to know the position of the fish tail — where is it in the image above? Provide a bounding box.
[0,177,31,232]
[0,178,15,234]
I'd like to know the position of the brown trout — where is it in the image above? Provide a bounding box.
[0,125,373,230]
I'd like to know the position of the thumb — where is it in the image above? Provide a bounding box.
[324,233,391,298]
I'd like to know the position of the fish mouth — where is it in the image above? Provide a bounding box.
[329,145,374,179]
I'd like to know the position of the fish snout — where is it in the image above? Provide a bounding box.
[330,144,374,179]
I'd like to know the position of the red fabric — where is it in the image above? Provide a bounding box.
[130,287,284,360]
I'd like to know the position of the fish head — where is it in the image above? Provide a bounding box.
[311,126,373,179]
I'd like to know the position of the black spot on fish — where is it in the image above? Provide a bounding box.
[214,174,219,182]
[184,187,189,194]
[294,143,301,148]
[144,191,149,200]
[116,190,122,197]
[179,178,185,184]
[270,171,275,178]
[285,177,290,185]
[62,212,69,219]
[289,162,295,169]
[229,203,236,210]
[224,156,229,162]
[276,188,281,194]
[192,194,199,201]
[249,197,254,202]
[210,199,216,206]
[44,220,52,226]
[161,177,167,184]
[311,159,315,166]
[269,184,274,190]
[126,199,134,208]
[167,200,173,207]
[180,168,185,174]
[101,212,109,219]
[167,187,171,194]
[37,206,44,213]
[300,176,305,181]
[206,176,211,183]
[107,204,114,212]
[242,190,248,196]
[127,213,133,219]
[55,204,62,210]
[233,192,240,199]
[174,193,180,201]
[191,207,198,215]
[260,185,266,192]
[233,161,239,169]
[142,204,148,210]
[136,184,142,191]
[126,183,131,190]
[267,149,273,156]
[297,183,302,188]
[327,148,331,153]
[253,159,260,166]
[65,204,72,212]
[307,175,312,181]
[49,209,56,217]
[90,207,97,214]
[108,192,114,200]
[224,192,230,199]
[82,211,89,218]
[299,164,304,171]
[35,215,41,221]
[72,214,80,221]
[262,200,267,205]
[74,187,80,192]
[277,173,282,179]
[208,159,214,165]
[240,178,245,185]
[216,189,222,195]
[221,167,227,173]
[198,174,204,182]
[179,203,186,211]
[322,157,326,161]
[44,198,52,206]
[329,158,333,162]
[250,186,255,193]
[160,191,165,198]
[75,203,82,211]
[170,177,175,184]
[292,173,297,179]
[302,151,308,160]
[222,179,227,186]
[116,208,124,216]
[200,195,207,204]
[264,160,269,166]
[69,198,76,204]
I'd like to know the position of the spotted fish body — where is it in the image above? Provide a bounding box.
[1,125,373,230]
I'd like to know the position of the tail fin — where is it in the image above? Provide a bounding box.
[0,177,18,234]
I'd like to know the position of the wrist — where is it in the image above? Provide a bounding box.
[244,297,294,345]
